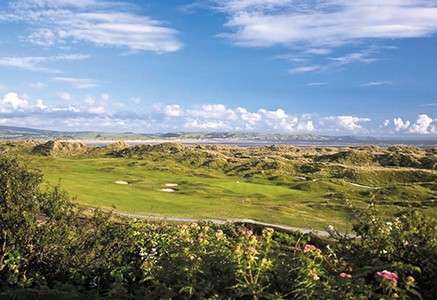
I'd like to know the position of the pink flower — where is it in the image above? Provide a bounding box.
[338,273,352,279]
[303,244,321,253]
[239,229,254,237]
[376,270,399,285]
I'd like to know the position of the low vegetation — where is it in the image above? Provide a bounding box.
[0,157,436,299]
[0,140,436,230]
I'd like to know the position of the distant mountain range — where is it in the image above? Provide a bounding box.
[0,125,378,141]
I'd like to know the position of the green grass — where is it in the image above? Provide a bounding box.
[18,145,436,232]
[24,156,353,230]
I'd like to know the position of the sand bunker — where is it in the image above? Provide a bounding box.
[160,188,175,192]
[115,181,129,185]
[165,183,179,187]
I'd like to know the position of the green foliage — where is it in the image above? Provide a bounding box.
[0,156,436,299]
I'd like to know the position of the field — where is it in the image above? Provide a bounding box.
[4,140,437,231]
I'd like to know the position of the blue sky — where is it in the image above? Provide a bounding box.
[0,0,437,136]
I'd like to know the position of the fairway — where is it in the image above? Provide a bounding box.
[26,156,349,230]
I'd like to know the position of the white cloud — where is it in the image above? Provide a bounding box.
[87,105,106,115]
[297,121,315,132]
[259,108,288,120]
[186,104,235,119]
[305,48,332,55]
[130,97,141,104]
[0,54,89,72]
[1,0,182,53]
[101,93,110,102]
[289,65,320,74]
[28,28,56,46]
[30,82,47,89]
[393,117,411,131]
[306,82,327,86]
[213,0,437,48]
[184,119,230,130]
[56,92,71,101]
[0,92,29,113]
[36,99,48,110]
[409,114,436,134]
[328,51,377,65]
[360,81,392,87]
[1,91,435,136]
[323,115,371,131]
[164,104,182,117]
[52,77,99,89]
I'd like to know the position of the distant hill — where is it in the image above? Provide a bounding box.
[0,125,341,141]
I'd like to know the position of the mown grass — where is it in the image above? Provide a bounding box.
[23,156,356,230]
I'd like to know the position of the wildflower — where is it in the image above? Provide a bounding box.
[376,270,399,285]
[238,228,254,237]
[303,244,321,253]
[190,223,199,229]
[303,244,316,252]
[215,229,224,239]
[327,225,335,232]
[188,253,197,261]
[338,273,352,279]
[406,276,415,283]
[309,272,320,281]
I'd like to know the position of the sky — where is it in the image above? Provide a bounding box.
[0,0,437,137]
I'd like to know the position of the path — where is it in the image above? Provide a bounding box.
[109,211,333,237]
[349,182,381,189]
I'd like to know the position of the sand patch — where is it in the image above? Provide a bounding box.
[165,183,179,187]
[115,181,129,185]
[160,188,175,192]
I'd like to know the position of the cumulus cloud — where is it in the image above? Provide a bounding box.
[322,115,371,132]
[0,92,29,113]
[164,104,182,117]
[212,0,437,48]
[2,90,435,136]
[409,114,436,134]
[392,115,436,134]
[0,0,182,53]
[393,117,411,131]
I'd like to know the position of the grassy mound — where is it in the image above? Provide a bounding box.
[32,140,90,157]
